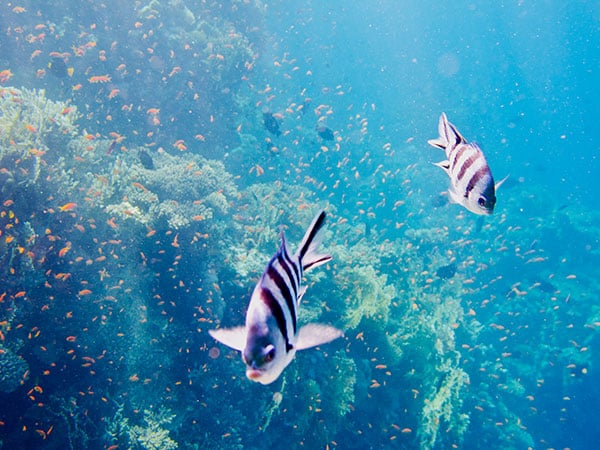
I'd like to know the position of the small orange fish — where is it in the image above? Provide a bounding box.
[88,75,111,83]
[0,69,13,83]
[106,217,118,229]
[132,182,148,192]
[78,289,92,296]
[59,202,77,212]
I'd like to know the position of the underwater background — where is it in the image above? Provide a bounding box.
[0,0,598,448]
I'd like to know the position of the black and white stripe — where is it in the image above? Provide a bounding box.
[258,211,331,352]
[209,209,341,384]
[428,113,497,214]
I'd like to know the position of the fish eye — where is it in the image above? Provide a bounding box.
[478,196,487,207]
[264,345,275,363]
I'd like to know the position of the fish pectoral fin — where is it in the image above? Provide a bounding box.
[209,326,246,351]
[433,160,451,174]
[295,323,343,351]
[447,188,462,204]
[495,174,509,190]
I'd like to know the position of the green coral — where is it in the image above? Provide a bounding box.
[338,264,395,330]
[328,350,357,417]
[419,361,470,450]
[225,182,328,281]
[129,408,178,450]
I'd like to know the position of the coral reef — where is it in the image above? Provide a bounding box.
[0,346,28,393]
[0,87,78,188]
[128,408,179,450]
[100,149,238,230]
[0,3,597,449]
[418,360,470,449]
[338,264,395,330]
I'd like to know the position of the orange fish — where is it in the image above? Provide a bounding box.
[106,217,118,229]
[59,202,77,212]
[88,75,111,83]
[0,70,14,83]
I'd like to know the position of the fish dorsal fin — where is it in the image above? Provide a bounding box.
[209,326,246,351]
[428,112,465,150]
[295,323,343,351]
[296,210,332,272]
[441,113,465,148]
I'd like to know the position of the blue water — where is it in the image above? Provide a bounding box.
[0,1,598,449]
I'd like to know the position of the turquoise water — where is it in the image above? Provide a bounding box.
[0,1,598,448]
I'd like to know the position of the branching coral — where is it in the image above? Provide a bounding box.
[225,182,328,281]
[0,87,79,187]
[418,360,470,450]
[117,150,237,229]
[327,349,357,417]
[129,408,179,450]
[337,264,396,330]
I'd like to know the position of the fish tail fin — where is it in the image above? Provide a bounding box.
[296,210,332,272]
[428,112,464,150]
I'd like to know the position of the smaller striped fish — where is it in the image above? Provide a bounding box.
[428,113,505,215]
[209,210,342,385]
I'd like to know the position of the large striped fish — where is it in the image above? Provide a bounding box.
[209,210,343,385]
[428,113,504,215]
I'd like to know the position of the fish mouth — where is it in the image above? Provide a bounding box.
[246,368,264,380]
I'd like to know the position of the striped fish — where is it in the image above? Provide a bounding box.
[209,210,343,385]
[428,113,505,215]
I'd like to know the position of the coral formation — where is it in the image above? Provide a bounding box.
[418,361,470,449]
[0,87,78,187]
[338,264,395,330]
[0,346,29,393]
[101,149,238,230]
[128,408,179,450]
